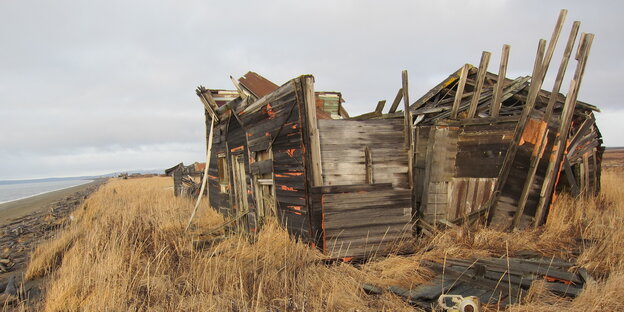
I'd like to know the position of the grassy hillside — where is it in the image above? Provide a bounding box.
[16,170,624,311]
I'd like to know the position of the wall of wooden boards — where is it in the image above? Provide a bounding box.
[318,119,409,188]
[314,183,412,258]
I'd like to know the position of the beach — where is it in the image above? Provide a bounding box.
[0,179,105,308]
[0,180,100,226]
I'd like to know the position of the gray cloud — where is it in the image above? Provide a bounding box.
[1,0,622,179]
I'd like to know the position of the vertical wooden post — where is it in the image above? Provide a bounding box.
[451,64,470,119]
[491,45,510,117]
[402,70,411,148]
[467,51,491,118]
[534,33,594,227]
[304,76,323,187]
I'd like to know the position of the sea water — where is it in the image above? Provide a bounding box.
[0,179,92,204]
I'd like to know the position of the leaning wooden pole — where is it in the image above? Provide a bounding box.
[467,51,491,118]
[451,64,470,119]
[186,116,215,232]
[534,33,594,227]
[491,45,510,117]
[512,21,580,229]
[486,39,546,225]
[402,70,411,148]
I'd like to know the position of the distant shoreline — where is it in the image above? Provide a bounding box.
[0,179,93,205]
[0,179,104,226]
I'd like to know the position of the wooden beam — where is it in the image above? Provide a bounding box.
[467,51,491,118]
[388,88,403,113]
[196,88,220,123]
[539,9,568,83]
[511,128,549,229]
[402,70,411,148]
[186,117,215,231]
[508,22,582,228]
[486,40,546,226]
[303,76,323,187]
[230,75,249,100]
[534,33,594,227]
[562,156,580,196]
[544,21,580,119]
[451,64,471,119]
[491,45,510,117]
[374,100,386,114]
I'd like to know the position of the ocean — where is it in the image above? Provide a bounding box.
[0,179,92,204]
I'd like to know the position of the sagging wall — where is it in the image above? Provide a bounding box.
[205,77,317,241]
[318,119,410,188]
[310,118,413,258]
[417,119,517,223]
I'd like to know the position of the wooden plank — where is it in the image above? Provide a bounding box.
[304,76,323,187]
[374,100,386,114]
[540,9,568,84]
[230,75,249,100]
[388,88,403,113]
[467,51,491,118]
[486,40,546,227]
[511,128,549,229]
[311,183,392,194]
[563,156,580,195]
[186,117,215,231]
[249,159,273,175]
[535,34,594,227]
[544,21,579,118]
[402,70,411,148]
[197,89,220,123]
[451,64,471,119]
[491,45,510,117]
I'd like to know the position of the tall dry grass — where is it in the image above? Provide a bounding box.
[26,177,412,311]
[25,170,624,311]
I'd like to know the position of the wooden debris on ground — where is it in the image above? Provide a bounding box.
[364,256,587,311]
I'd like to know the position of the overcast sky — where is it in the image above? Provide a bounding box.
[0,0,622,180]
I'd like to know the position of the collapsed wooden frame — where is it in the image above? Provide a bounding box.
[189,10,603,259]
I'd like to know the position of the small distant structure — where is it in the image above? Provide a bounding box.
[165,162,205,196]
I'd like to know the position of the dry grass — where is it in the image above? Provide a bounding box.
[24,169,624,311]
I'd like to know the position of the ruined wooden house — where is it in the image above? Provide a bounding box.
[193,11,603,258]
[165,162,205,197]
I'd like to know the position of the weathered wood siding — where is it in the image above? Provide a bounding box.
[420,126,459,222]
[489,118,556,229]
[418,120,516,223]
[312,184,412,258]
[318,119,409,188]
[448,178,496,219]
[206,77,315,241]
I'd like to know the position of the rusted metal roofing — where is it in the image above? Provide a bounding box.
[238,71,279,98]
